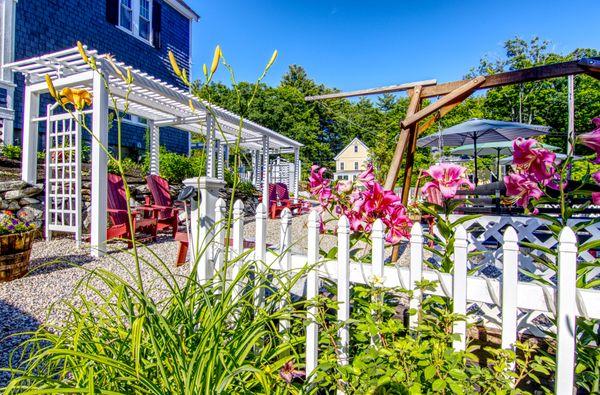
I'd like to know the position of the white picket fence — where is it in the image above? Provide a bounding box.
[200,199,600,395]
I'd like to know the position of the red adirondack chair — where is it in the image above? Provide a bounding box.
[107,174,158,247]
[269,183,310,219]
[144,175,180,238]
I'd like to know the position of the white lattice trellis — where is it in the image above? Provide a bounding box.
[44,106,82,246]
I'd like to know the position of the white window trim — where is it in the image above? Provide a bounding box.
[118,0,153,45]
[122,114,148,126]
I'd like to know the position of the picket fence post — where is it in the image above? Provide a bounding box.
[555,226,578,395]
[254,203,267,310]
[231,199,244,299]
[501,226,518,362]
[409,222,423,330]
[279,208,292,332]
[452,225,468,351]
[213,197,226,274]
[337,215,351,369]
[371,219,385,346]
[306,209,320,379]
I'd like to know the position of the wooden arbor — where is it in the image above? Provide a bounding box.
[306,57,600,203]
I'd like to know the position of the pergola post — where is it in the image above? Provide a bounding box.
[148,120,160,175]
[21,83,40,184]
[216,139,224,180]
[262,136,270,202]
[293,148,300,201]
[90,71,109,257]
[252,150,259,186]
[205,114,215,177]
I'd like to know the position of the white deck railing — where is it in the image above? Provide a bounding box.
[204,199,600,395]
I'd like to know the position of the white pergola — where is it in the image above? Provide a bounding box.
[4,46,302,257]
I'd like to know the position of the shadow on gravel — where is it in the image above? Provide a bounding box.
[27,254,96,277]
[0,300,41,388]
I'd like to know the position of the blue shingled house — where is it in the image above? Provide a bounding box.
[0,0,198,155]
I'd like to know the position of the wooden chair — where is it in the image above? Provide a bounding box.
[107,174,157,247]
[269,183,310,219]
[144,175,180,238]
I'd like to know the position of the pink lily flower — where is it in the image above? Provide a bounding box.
[593,171,600,185]
[421,163,474,200]
[383,206,412,244]
[308,165,333,206]
[593,192,600,206]
[578,118,600,164]
[279,360,305,384]
[504,172,543,209]
[362,182,402,217]
[357,164,376,187]
[512,138,556,183]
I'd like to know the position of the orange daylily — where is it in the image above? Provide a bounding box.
[59,87,92,110]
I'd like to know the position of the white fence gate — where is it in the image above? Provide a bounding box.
[44,106,82,245]
[201,199,600,395]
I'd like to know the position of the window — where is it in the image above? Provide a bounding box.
[340,162,344,171]
[354,145,358,152]
[123,114,147,126]
[119,0,152,42]
[354,161,359,170]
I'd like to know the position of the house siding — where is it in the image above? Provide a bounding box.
[12,0,190,154]
[333,139,370,180]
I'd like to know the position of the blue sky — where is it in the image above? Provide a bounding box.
[187,0,599,92]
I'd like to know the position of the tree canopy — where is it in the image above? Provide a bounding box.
[195,37,599,185]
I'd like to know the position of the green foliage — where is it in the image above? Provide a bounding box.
[224,168,257,199]
[108,156,143,176]
[310,282,550,394]
[0,145,22,160]
[142,147,206,184]
[2,257,309,393]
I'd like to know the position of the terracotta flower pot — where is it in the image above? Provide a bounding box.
[0,229,35,282]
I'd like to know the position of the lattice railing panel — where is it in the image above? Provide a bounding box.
[45,110,82,245]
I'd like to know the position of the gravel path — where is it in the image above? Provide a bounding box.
[0,214,411,387]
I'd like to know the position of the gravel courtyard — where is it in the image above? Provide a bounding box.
[0,213,409,387]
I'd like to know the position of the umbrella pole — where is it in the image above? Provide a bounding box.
[473,136,478,186]
[496,148,501,181]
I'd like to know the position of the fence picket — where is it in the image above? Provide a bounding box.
[254,203,267,310]
[371,219,385,345]
[409,222,424,330]
[279,208,292,333]
[231,200,244,299]
[452,225,468,351]
[306,209,320,379]
[501,226,519,359]
[555,226,578,395]
[337,215,351,370]
[213,197,226,274]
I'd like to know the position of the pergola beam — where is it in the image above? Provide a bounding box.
[419,58,600,98]
[401,76,486,129]
[304,79,437,101]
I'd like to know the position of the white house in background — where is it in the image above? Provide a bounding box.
[333,137,370,181]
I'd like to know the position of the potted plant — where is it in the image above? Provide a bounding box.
[0,210,37,281]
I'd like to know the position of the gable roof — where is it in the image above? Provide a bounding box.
[165,0,200,21]
[334,137,369,160]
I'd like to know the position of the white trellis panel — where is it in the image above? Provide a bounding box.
[45,107,82,246]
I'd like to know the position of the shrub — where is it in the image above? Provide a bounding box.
[144,147,206,184]
[0,145,22,160]
[108,157,143,176]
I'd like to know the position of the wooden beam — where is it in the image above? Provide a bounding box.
[304,79,437,101]
[417,98,465,135]
[578,58,600,73]
[419,58,600,98]
[401,76,486,129]
[383,86,422,190]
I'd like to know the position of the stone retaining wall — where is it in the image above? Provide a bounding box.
[0,181,44,225]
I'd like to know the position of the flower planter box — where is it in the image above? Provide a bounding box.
[0,230,35,282]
